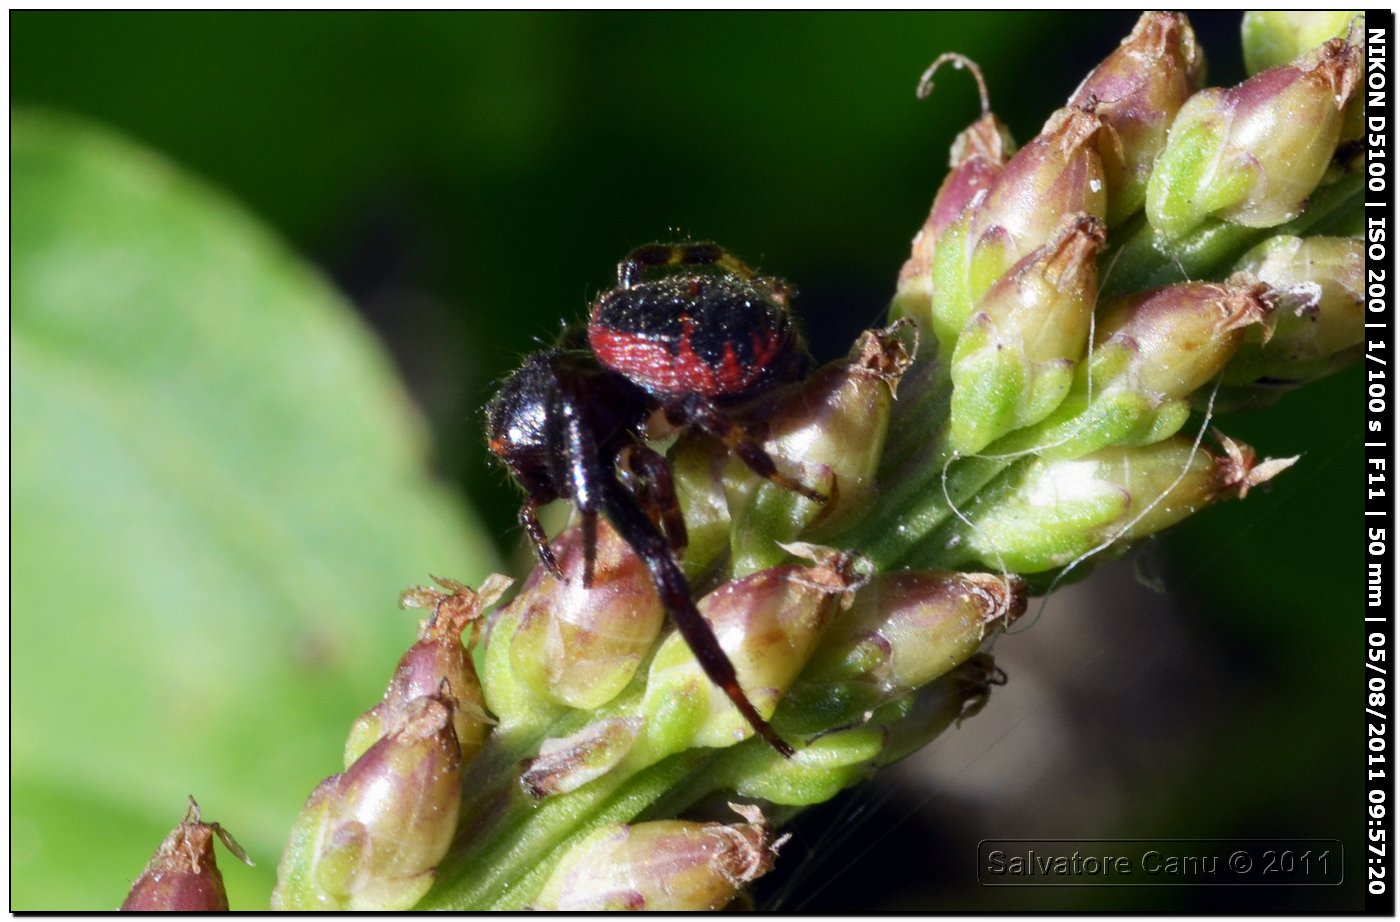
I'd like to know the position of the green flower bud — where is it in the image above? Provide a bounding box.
[783,571,1025,732]
[974,106,1109,258]
[1027,280,1271,459]
[520,717,642,799]
[1242,11,1360,75]
[273,694,462,911]
[345,574,508,767]
[531,804,781,911]
[1070,11,1204,226]
[948,216,1106,454]
[876,654,1004,768]
[928,116,1015,238]
[344,709,386,771]
[931,105,1106,354]
[895,55,1016,325]
[121,798,250,912]
[1215,235,1363,406]
[929,104,1103,355]
[1098,281,1272,398]
[726,322,916,574]
[937,434,1297,573]
[507,520,665,710]
[1147,29,1362,243]
[670,435,735,583]
[640,546,865,756]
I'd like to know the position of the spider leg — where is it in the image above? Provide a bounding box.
[617,242,758,288]
[552,386,606,590]
[667,393,828,504]
[579,508,598,588]
[519,499,563,580]
[535,360,793,755]
[596,475,795,758]
[620,442,689,554]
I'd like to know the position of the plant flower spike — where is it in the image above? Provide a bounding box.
[128,11,1367,910]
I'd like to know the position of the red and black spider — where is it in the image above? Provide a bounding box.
[486,243,827,757]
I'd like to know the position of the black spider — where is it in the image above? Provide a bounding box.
[486,243,828,757]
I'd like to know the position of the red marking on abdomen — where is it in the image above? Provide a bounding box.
[590,326,783,399]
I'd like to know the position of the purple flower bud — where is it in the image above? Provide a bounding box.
[508,519,665,710]
[532,804,782,910]
[815,571,1026,694]
[1070,11,1204,225]
[752,321,917,531]
[969,105,1107,262]
[1147,27,1362,241]
[1017,278,1274,461]
[895,54,1016,324]
[346,574,509,766]
[877,654,1006,768]
[1218,235,1363,403]
[931,115,1017,236]
[917,54,1016,241]
[273,694,463,910]
[1095,279,1273,401]
[642,546,866,752]
[931,106,1105,352]
[121,798,250,911]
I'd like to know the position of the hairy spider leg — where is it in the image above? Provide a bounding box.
[619,442,689,554]
[551,382,606,588]
[548,368,795,757]
[617,242,759,289]
[596,470,795,759]
[666,393,829,505]
[519,500,562,579]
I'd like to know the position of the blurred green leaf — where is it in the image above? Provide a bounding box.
[12,110,499,909]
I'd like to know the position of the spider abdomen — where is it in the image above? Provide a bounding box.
[589,276,799,400]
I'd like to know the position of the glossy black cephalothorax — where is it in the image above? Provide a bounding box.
[486,243,828,757]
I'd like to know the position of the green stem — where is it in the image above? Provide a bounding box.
[839,176,1362,572]
[865,345,952,476]
[424,648,704,908]
[431,751,707,910]
[412,171,1361,911]
[841,451,1015,570]
[834,355,1022,569]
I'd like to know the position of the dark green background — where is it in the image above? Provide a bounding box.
[12,11,1364,911]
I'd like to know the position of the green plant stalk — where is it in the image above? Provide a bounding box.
[421,567,1000,908]
[425,607,740,909]
[262,15,1364,907]
[403,167,1362,913]
[838,171,1361,575]
[428,674,657,907]
[426,751,708,910]
[428,631,1010,908]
